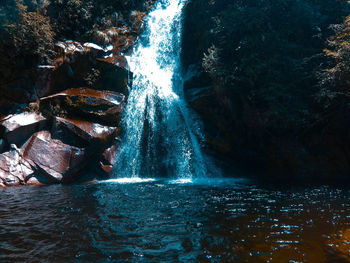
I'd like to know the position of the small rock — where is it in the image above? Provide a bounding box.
[0,150,35,187]
[102,144,118,166]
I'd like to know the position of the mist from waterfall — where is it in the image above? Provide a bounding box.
[114,0,208,179]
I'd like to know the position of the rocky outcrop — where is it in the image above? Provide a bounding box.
[48,39,133,96]
[0,13,142,187]
[0,0,160,187]
[0,5,145,187]
[0,111,121,187]
[0,55,128,187]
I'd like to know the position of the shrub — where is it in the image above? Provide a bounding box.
[321,15,350,100]
[10,4,55,63]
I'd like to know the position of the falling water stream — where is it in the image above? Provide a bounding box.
[114,0,207,179]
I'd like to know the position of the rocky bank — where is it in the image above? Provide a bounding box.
[0,0,154,186]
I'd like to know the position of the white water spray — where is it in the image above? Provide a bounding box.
[114,0,207,178]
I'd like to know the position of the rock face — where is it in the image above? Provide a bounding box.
[49,40,133,96]
[0,0,153,116]
[0,19,138,187]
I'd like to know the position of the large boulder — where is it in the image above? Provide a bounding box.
[40,88,125,126]
[48,40,132,96]
[53,117,119,143]
[21,131,86,183]
[0,112,48,151]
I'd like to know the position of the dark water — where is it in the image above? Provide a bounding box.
[1,178,350,263]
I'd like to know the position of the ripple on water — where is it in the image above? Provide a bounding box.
[0,182,350,262]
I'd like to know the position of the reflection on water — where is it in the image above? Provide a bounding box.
[1,179,350,262]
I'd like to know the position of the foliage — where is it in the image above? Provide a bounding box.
[182,0,350,175]
[46,0,154,41]
[11,4,55,63]
[195,0,350,127]
[321,15,350,101]
[202,45,220,78]
[0,0,55,72]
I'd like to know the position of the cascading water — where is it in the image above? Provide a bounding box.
[114,0,207,179]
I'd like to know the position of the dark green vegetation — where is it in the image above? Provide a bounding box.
[182,0,350,180]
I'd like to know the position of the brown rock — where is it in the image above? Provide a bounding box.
[21,131,86,183]
[100,163,113,174]
[54,117,119,143]
[0,149,36,187]
[102,144,118,166]
[40,88,125,126]
[99,144,118,176]
[50,40,132,95]
[0,112,47,148]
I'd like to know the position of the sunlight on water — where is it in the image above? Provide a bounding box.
[101,177,249,186]
[169,178,193,184]
[102,178,156,184]
[114,0,208,179]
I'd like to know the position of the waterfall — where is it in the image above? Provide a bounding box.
[114,0,207,179]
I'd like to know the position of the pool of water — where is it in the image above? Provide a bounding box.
[1,178,350,262]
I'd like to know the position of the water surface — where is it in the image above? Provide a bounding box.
[1,179,350,262]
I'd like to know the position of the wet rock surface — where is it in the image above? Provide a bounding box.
[50,40,132,96]
[54,117,119,144]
